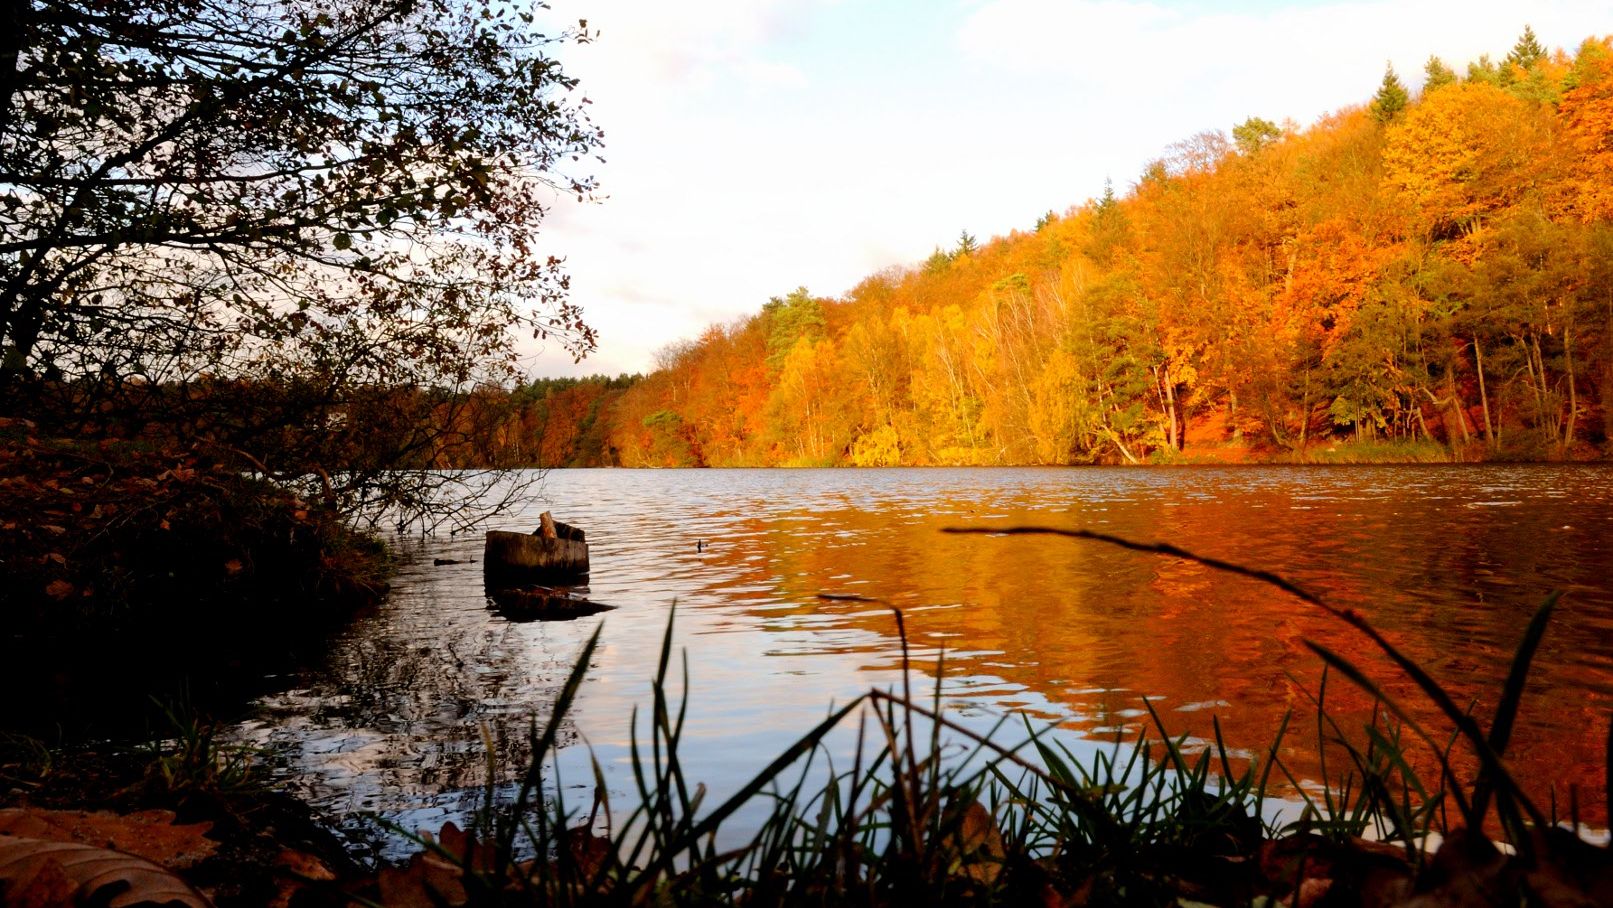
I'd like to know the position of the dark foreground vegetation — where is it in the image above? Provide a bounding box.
[1,0,599,718]
[0,417,390,733]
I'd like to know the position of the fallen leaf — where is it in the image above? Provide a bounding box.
[0,808,218,870]
[942,799,1005,886]
[2,850,76,908]
[273,849,334,883]
[0,835,212,908]
[44,580,74,600]
[563,826,612,879]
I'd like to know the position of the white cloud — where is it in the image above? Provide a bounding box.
[959,0,1613,97]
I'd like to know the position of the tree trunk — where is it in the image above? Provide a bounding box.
[1164,371,1180,450]
[1446,372,1471,444]
[485,524,589,584]
[1474,337,1494,449]
[1563,328,1578,453]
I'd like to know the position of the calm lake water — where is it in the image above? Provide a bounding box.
[232,466,1613,856]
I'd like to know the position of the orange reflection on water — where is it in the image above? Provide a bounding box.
[238,466,1613,853]
[679,467,1613,824]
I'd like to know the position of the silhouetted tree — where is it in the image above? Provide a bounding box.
[1,0,602,522]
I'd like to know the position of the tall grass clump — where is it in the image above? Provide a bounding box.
[366,529,1613,907]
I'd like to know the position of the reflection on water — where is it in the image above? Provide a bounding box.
[232,466,1613,856]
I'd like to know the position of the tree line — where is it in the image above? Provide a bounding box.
[541,29,1613,467]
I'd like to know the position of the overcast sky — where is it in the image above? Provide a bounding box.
[523,0,1613,379]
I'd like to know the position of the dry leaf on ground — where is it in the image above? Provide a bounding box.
[0,808,217,870]
[0,835,212,907]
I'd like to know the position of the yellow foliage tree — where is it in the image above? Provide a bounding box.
[1382,82,1549,241]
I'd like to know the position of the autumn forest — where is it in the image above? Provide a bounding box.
[491,30,1613,469]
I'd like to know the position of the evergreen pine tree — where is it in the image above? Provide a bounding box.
[1423,55,1457,94]
[1467,54,1500,85]
[1370,64,1410,123]
[1506,25,1547,69]
[1097,179,1119,212]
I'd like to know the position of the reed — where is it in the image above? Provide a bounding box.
[371,529,1613,906]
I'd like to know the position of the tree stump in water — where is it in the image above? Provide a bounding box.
[484,515,588,584]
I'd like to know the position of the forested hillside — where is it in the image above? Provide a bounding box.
[574,30,1613,467]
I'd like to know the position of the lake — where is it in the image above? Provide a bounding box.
[230,465,1613,857]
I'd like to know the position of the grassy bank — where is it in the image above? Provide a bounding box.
[0,419,391,736]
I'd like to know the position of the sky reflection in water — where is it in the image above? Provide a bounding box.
[231,466,1613,858]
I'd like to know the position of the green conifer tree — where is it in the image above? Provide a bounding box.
[1370,64,1410,123]
[1466,54,1500,84]
[1098,178,1119,210]
[1423,55,1457,94]
[1506,25,1547,69]
[955,230,978,257]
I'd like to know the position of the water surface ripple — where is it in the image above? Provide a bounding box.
[232,466,1613,855]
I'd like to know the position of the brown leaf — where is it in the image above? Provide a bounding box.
[377,852,469,908]
[268,850,336,908]
[0,808,217,871]
[272,849,334,883]
[43,580,74,600]
[563,826,612,879]
[942,799,1005,886]
[432,822,496,874]
[0,835,212,908]
[3,851,77,908]
[1296,876,1333,908]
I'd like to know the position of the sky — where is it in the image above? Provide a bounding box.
[523,0,1613,379]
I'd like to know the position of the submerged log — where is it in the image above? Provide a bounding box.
[484,516,589,584]
[488,586,615,622]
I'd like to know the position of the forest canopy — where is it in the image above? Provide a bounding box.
[546,29,1613,468]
